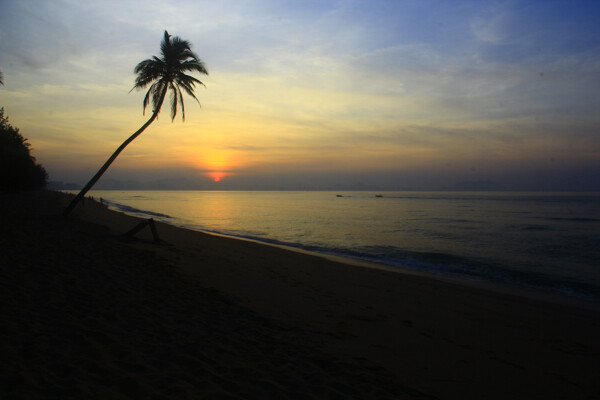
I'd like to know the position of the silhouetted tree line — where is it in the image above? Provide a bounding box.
[0,108,48,191]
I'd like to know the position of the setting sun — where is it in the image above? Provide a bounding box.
[206,171,228,182]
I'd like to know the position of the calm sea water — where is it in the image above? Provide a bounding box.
[83,190,600,302]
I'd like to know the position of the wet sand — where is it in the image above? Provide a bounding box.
[1,190,599,399]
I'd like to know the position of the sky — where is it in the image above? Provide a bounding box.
[1,0,599,190]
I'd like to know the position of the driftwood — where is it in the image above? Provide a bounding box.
[123,218,162,243]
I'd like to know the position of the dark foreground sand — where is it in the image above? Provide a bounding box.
[1,190,599,399]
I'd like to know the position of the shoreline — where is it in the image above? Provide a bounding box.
[184,226,600,312]
[97,191,600,311]
[3,190,600,399]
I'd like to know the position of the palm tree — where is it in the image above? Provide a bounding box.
[63,30,208,217]
[0,69,4,85]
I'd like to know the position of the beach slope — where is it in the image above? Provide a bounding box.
[1,190,599,399]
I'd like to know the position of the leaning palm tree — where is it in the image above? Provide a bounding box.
[63,30,207,217]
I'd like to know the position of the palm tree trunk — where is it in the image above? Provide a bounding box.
[62,91,166,217]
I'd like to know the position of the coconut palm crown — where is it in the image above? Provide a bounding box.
[132,30,208,121]
[62,31,207,217]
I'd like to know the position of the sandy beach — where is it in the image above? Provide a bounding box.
[1,190,599,399]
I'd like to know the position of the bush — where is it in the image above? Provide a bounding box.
[0,108,48,191]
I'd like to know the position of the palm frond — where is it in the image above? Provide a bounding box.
[131,58,165,91]
[131,30,208,120]
[169,82,178,121]
[177,78,201,105]
[177,73,206,88]
[181,59,208,76]
[160,31,172,61]
[142,81,159,115]
[152,81,168,114]
[177,86,185,121]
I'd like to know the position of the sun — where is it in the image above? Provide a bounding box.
[206,171,227,182]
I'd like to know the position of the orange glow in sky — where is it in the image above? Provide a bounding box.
[2,1,599,191]
[206,171,228,182]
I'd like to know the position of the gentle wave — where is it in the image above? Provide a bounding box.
[103,200,172,219]
[511,224,553,231]
[367,193,600,203]
[158,218,600,302]
[544,217,600,223]
[83,190,600,303]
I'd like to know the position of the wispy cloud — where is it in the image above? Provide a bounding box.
[1,0,599,189]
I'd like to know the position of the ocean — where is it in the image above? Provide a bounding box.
[81,190,600,302]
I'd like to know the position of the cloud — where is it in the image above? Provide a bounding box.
[1,0,599,191]
[0,1,76,69]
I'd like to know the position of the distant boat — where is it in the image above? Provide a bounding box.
[375,194,383,198]
[336,194,343,197]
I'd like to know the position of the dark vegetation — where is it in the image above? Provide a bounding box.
[0,108,48,192]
